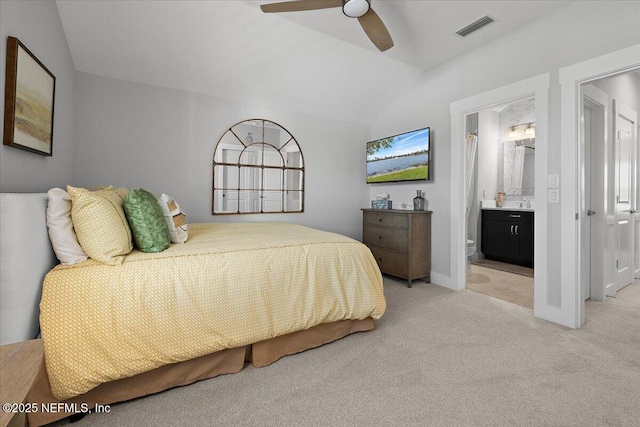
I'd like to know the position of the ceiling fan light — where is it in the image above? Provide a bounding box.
[343,0,370,18]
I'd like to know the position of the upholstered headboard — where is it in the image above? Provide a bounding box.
[0,193,57,345]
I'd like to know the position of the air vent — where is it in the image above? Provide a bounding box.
[456,16,495,37]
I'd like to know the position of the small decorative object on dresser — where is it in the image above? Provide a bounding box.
[371,199,393,209]
[413,190,425,210]
[371,192,392,209]
[362,208,432,288]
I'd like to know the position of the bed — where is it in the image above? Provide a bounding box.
[0,193,385,426]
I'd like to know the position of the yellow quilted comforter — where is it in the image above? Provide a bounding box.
[40,223,386,400]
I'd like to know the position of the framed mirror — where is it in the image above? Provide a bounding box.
[213,119,304,214]
[503,137,535,196]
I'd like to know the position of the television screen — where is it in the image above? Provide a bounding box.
[366,127,430,184]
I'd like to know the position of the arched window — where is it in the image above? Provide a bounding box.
[212,119,304,214]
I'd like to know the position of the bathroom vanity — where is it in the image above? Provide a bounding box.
[481,208,534,267]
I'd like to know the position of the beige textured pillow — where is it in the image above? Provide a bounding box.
[68,186,133,265]
[46,188,88,265]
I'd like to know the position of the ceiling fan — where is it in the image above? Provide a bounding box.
[260,0,394,52]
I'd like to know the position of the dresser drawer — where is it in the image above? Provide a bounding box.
[363,226,408,253]
[363,211,408,229]
[369,246,408,277]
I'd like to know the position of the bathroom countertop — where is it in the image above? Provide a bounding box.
[481,206,534,212]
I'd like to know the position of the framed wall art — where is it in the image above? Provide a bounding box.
[3,36,56,156]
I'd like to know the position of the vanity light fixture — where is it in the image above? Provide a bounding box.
[509,126,518,139]
[525,123,535,137]
[509,122,536,140]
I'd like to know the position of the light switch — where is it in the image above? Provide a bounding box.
[548,189,559,203]
[548,174,559,188]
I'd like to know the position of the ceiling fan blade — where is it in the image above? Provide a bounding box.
[357,8,394,52]
[260,0,342,13]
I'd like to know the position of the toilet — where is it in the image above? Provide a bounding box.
[466,239,477,276]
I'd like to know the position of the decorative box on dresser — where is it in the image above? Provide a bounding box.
[362,209,432,288]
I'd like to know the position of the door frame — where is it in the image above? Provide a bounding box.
[449,73,550,318]
[559,43,640,328]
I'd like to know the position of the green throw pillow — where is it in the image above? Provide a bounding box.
[123,189,171,253]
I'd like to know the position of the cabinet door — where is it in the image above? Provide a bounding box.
[483,219,518,259]
[515,221,534,266]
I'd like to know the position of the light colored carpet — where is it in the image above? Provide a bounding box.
[52,277,640,427]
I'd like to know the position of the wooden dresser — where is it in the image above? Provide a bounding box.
[362,209,432,288]
[0,339,43,427]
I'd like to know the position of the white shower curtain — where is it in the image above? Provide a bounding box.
[465,133,478,223]
[511,146,526,192]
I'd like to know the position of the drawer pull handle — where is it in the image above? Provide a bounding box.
[378,236,382,239]
[510,225,514,235]
[510,214,521,218]
[378,218,383,222]
[515,225,519,235]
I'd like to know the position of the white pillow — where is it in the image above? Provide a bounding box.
[46,188,88,264]
[157,194,188,243]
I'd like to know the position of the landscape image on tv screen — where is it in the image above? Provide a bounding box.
[366,127,430,183]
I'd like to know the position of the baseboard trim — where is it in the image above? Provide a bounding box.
[429,272,454,289]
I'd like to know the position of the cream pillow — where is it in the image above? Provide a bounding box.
[68,186,133,265]
[158,194,188,243]
[46,188,88,265]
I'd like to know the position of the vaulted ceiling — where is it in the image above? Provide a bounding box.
[55,0,571,126]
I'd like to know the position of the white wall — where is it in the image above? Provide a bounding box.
[477,111,499,205]
[0,0,75,192]
[369,1,640,301]
[474,109,499,251]
[72,72,370,239]
[593,71,640,112]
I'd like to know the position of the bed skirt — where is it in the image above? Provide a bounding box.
[27,318,374,426]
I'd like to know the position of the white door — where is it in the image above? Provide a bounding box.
[634,121,640,281]
[581,85,608,301]
[222,149,240,212]
[611,100,637,294]
[583,101,592,300]
[262,150,283,212]
[239,151,260,212]
[285,152,302,211]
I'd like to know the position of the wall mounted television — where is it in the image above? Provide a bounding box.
[366,127,431,184]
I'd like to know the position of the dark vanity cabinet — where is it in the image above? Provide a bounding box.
[481,210,534,267]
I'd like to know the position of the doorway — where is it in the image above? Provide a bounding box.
[450,73,549,319]
[464,99,536,309]
[559,43,640,328]
[580,71,640,306]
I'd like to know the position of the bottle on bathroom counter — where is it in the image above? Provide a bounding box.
[496,192,504,207]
